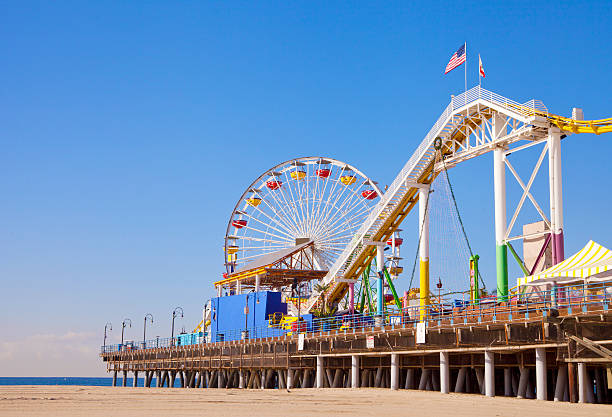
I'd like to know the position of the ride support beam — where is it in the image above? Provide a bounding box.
[376,244,385,319]
[548,128,564,263]
[348,282,355,315]
[418,186,430,320]
[493,133,508,301]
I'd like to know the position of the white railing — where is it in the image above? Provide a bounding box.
[321,86,546,286]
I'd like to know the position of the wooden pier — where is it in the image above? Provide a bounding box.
[102,300,612,403]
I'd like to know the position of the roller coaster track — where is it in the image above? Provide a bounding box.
[305,86,612,313]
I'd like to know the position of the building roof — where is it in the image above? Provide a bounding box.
[233,240,315,274]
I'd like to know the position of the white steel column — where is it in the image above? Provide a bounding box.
[351,355,360,388]
[239,370,244,389]
[440,352,450,394]
[504,368,512,396]
[494,147,508,302]
[535,348,547,400]
[287,369,293,389]
[578,362,587,403]
[390,353,399,390]
[255,275,261,292]
[316,356,324,388]
[493,113,509,302]
[485,350,495,397]
[548,128,564,263]
[418,186,430,320]
[554,365,567,401]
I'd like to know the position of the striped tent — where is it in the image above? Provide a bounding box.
[517,240,612,287]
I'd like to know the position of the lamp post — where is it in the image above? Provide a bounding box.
[171,307,183,340]
[143,313,153,345]
[103,322,112,351]
[243,290,255,340]
[121,318,132,345]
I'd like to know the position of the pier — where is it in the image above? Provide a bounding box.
[102,283,612,403]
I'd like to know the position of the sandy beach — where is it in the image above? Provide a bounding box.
[0,386,610,417]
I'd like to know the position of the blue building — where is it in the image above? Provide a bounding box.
[208,291,288,342]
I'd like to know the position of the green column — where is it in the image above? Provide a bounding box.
[496,244,508,302]
[469,254,480,304]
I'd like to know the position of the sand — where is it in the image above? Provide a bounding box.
[0,386,610,417]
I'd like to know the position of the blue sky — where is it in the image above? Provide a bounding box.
[1,1,611,376]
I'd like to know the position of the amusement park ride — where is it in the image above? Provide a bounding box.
[103,85,612,402]
[189,85,612,341]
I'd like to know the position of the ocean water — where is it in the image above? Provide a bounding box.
[0,377,155,387]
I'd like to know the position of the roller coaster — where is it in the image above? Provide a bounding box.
[303,86,612,313]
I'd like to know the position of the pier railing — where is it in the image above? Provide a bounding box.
[101,280,612,354]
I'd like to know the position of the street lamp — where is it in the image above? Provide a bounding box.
[121,318,132,345]
[103,322,112,350]
[143,313,153,345]
[243,290,254,340]
[171,307,183,340]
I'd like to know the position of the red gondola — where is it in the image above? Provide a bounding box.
[361,189,377,200]
[266,180,282,190]
[386,237,403,246]
[316,168,331,178]
[232,219,247,229]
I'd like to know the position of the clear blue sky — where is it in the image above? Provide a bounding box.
[1,1,610,376]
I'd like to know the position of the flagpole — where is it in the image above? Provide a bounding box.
[478,53,481,87]
[464,42,467,93]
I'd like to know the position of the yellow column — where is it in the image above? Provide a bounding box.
[418,186,430,321]
[419,259,430,320]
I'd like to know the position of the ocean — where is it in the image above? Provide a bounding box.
[0,377,156,387]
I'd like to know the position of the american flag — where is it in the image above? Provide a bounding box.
[444,44,466,74]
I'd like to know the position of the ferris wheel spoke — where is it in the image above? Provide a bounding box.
[275,170,305,237]
[238,225,294,243]
[282,169,307,236]
[292,167,309,235]
[248,196,301,237]
[311,163,334,232]
[236,245,288,252]
[240,211,297,240]
[315,175,365,235]
[316,199,373,239]
[258,181,303,236]
[236,235,290,245]
[252,190,302,236]
[321,177,369,227]
[314,167,349,229]
[313,184,372,238]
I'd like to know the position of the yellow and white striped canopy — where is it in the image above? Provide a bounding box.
[517,240,612,287]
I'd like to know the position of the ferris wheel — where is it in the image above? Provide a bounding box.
[224,157,383,275]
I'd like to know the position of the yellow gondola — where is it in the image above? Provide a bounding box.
[226,245,239,254]
[246,197,262,206]
[291,170,306,180]
[340,175,356,185]
[389,266,404,275]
